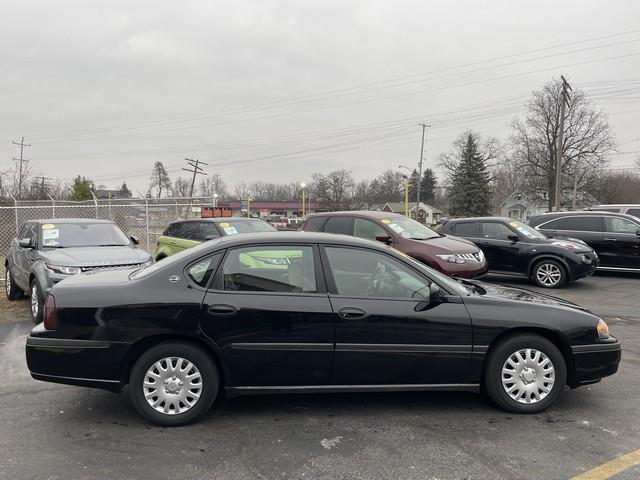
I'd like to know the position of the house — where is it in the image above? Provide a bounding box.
[499,190,599,220]
[95,184,132,200]
[383,202,443,225]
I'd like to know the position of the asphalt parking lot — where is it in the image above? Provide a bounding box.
[0,272,638,480]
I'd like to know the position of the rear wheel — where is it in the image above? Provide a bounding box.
[5,266,24,300]
[129,342,219,426]
[531,259,567,288]
[484,334,566,413]
[29,279,44,324]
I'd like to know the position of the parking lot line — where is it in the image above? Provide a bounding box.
[571,448,640,480]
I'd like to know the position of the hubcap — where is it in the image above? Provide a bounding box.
[31,284,39,318]
[5,269,10,296]
[143,357,203,415]
[501,348,555,404]
[536,263,561,286]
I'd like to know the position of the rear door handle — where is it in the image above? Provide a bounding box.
[207,304,238,315]
[338,307,368,320]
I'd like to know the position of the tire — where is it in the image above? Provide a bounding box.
[29,279,44,324]
[5,266,24,300]
[129,342,219,426]
[531,259,567,288]
[484,334,567,414]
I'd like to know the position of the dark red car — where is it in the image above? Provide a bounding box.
[302,211,488,278]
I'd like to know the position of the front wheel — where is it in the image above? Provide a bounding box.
[5,266,24,300]
[29,279,44,324]
[129,342,219,426]
[531,259,567,288]
[484,334,567,413]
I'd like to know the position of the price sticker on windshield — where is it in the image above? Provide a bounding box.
[223,226,238,235]
[381,219,391,224]
[219,222,230,227]
[42,224,55,230]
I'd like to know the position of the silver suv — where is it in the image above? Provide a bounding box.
[5,218,151,322]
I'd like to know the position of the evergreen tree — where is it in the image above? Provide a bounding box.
[447,133,492,216]
[70,176,95,201]
[407,169,419,200]
[420,168,438,204]
[119,182,131,196]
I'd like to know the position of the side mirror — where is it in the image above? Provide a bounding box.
[205,234,218,241]
[636,229,640,238]
[18,238,33,249]
[507,234,519,242]
[129,235,140,245]
[429,283,443,301]
[375,234,393,245]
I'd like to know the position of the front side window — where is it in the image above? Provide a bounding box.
[564,216,603,232]
[39,222,130,248]
[222,246,316,293]
[605,216,639,234]
[324,246,431,300]
[481,222,514,240]
[354,218,387,241]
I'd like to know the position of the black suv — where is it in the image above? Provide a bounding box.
[528,211,640,272]
[438,217,598,288]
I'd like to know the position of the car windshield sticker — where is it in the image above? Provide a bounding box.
[388,223,405,234]
[42,228,60,245]
[223,226,238,235]
[219,222,230,228]
[42,223,55,230]
[381,219,391,224]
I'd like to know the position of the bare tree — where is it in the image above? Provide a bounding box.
[149,161,172,198]
[198,175,229,200]
[311,169,355,211]
[510,78,616,209]
[172,176,191,197]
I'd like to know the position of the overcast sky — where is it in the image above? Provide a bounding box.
[1,0,639,195]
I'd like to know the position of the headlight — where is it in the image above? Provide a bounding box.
[45,264,81,275]
[580,254,593,264]
[597,319,610,339]
[436,254,466,264]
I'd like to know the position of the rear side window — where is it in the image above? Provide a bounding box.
[627,209,640,218]
[324,217,354,235]
[564,216,603,232]
[195,222,219,241]
[453,222,479,237]
[187,252,223,288]
[304,216,328,232]
[164,222,183,238]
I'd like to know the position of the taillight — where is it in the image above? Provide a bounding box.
[43,294,58,330]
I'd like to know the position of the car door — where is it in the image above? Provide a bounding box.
[603,216,640,269]
[321,245,473,386]
[200,243,335,387]
[559,216,609,265]
[476,221,526,274]
[14,222,37,289]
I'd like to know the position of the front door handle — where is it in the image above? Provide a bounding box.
[207,304,238,315]
[338,307,368,320]
[603,238,617,241]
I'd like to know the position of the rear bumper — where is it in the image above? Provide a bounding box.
[26,330,129,392]
[570,341,621,387]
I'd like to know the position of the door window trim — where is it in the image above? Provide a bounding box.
[318,243,457,301]
[209,243,328,296]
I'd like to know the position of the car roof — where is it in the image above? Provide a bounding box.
[25,218,115,224]
[532,210,635,218]
[444,216,512,223]
[171,217,264,224]
[306,210,404,219]
[209,231,390,249]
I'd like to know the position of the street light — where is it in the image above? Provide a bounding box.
[398,165,412,217]
[213,193,219,208]
[300,182,306,217]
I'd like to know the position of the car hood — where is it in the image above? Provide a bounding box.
[537,237,592,252]
[41,246,151,267]
[408,235,479,253]
[470,280,591,313]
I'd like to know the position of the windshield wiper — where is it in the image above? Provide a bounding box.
[457,278,486,295]
[97,244,128,247]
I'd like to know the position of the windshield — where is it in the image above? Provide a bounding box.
[393,248,470,296]
[507,220,547,240]
[39,222,130,248]
[214,220,276,235]
[381,216,440,240]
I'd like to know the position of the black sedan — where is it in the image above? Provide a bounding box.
[26,232,620,426]
[438,217,598,288]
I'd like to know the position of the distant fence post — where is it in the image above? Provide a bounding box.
[10,194,18,234]
[46,193,56,218]
[90,191,99,218]
[144,198,150,252]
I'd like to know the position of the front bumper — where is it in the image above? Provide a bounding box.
[570,340,621,387]
[26,325,129,392]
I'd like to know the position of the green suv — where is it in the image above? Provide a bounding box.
[154,218,276,260]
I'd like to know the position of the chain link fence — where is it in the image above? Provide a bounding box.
[0,197,215,260]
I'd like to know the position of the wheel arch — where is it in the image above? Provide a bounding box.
[482,327,576,388]
[527,254,571,279]
[120,334,230,389]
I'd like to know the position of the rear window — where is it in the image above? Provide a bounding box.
[453,222,479,237]
[324,217,354,235]
[304,216,328,232]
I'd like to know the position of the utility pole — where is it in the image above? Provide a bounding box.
[31,176,53,198]
[554,76,572,212]
[182,157,208,199]
[416,123,430,219]
[12,136,31,199]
